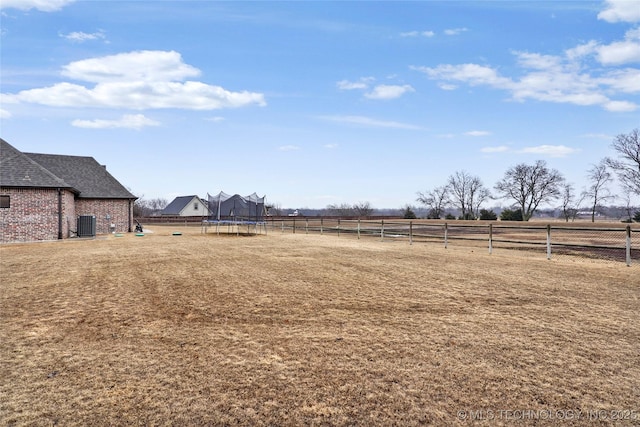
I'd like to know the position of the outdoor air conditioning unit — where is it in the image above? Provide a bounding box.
[77,215,96,237]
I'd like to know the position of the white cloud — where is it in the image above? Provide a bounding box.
[318,115,421,130]
[0,108,12,119]
[338,78,414,100]
[62,50,200,83]
[412,3,640,114]
[278,145,300,151]
[437,83,458,91]
[412,44,639,112]
[400,30,434,37]
[206,116,225,122]
[2,50,266,111]
[0,0,75,11]
[603,99,637,112]
[520,145,579,158]
[465,130,491,137]
[514,51,563,70]
[412,63,511,87]
[596,27,640,65]
[567,28,640,66]
[365,84,414,100]
[598,0,640,23]
[444,27,469,36]
[566,40,599,60]
[324,143,338,149]
[60,30,106,42]
[71,114,160,130]
[481,146,509,153]
[336,77,374,90]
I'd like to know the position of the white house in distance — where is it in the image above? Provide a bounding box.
[161,195,209,217]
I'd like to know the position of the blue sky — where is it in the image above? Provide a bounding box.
[1,0,639,209]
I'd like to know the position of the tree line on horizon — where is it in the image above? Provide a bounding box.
[288,129,640,223]
[414,128,640,223]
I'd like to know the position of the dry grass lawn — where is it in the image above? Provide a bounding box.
[1,226,639,426]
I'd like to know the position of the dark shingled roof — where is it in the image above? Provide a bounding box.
[162,195,200,215]
[1,138,136,199]
[0,138,75,191]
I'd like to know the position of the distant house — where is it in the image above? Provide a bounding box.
[161,195,209,217]
[0,138,137,243]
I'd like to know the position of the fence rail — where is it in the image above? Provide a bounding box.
[265,218,639,266]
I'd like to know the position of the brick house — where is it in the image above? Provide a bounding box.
[0,138,137,243]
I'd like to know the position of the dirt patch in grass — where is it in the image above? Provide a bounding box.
[1,226,639,426]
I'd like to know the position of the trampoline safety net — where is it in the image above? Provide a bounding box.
[207,191,266,223]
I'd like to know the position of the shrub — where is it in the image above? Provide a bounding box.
[426,208,441,219]
[500,208,523,221]
[479,209,497,220]
[403,206,417,219]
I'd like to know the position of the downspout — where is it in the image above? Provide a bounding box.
[128,199,133,232]
[57,188,63,240]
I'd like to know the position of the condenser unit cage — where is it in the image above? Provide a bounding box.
[77,215,96,237]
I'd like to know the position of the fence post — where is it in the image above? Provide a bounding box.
[281,219,284,233]
[409,221,413,245]
[320,217,323,235]
[338,219,341,237]
[357,219,361,239]
[293,218,296,234]
[546,224,551,260]
[305,218,309,235]
[489,223,493,254]
[381,219,384,241]
[627,225,632,267]
[444,222,448,249]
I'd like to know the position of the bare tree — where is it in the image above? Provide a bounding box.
[494,160,564,221]
[353,201,374,218]
[471,186,492,220]
[447,171,488,220]
[325,203,355,217]
[559,183,584,222]
[265,202,282,216]
[416,185,449,219]
[133,196,168,217]
[149,198,168,214]
[620,188,637,223]
[605,128,640,196]
[583,160,615,222]
[133,198,147,217]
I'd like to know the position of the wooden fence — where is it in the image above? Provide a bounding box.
[266,218,639,267]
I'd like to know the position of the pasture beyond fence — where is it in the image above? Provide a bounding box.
[264,218,639,267]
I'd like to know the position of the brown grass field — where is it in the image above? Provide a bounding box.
[1,226,639,426]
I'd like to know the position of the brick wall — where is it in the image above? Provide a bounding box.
[75,198,133,234]
[0,188,132,243]
[0,187,76,243]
